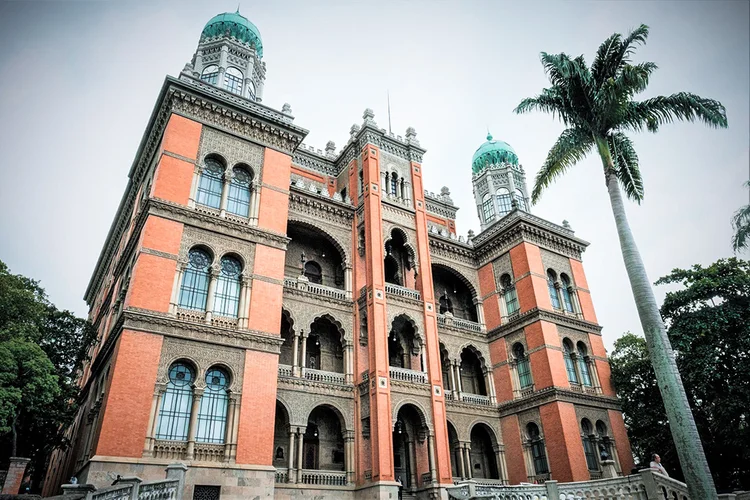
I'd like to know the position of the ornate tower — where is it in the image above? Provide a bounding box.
[471,133,531,231]
[182,11,266,102]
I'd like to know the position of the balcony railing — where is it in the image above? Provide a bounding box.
[284,276,349,301]
[278,364,293,377]
[300,469,347,486]
[421,471,433,486]
[460,393,492,406]
[275,468,289,484]
[389,366,428,384]
[304,368,346,385]
[385,283,421,301]
[437,313,483,333]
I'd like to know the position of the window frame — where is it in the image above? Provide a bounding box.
[224,66,244,95]
[178,248,212,311]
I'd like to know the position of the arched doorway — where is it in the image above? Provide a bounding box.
[460,347,487,395]
[279,311,294,366]
[447,421,460,478]
[431,264,478,321]
[388,315,420,370]
[306,316,344,373]
[469,424,499,479]
[384,229,415,288]
[304,406,345,471]
[393,404,428,490]
[286,221,345,289]
[272,401,291,469]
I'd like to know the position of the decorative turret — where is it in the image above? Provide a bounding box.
[182,10,266,102]
[471,133,530,231]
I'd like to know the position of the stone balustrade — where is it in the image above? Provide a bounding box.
[461,393,492,406]
[299,469,348,486]
[421,471,433,486]
[284,276,349,301]
[278,364,293,377]
[437,313,484,333]
[389,366,428,384]
[60,464,185,500]
[385,283,421,301]
[304,368,346,384]
[274,468,289,484]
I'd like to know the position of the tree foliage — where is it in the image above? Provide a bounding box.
[731,181,750,253]
[610,258,750,491]
[0,260,97,491]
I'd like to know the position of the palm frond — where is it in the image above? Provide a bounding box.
[514,88,572,124]
[592,32,622,85]
[619,24,650,63]
[531,128,594,203]
[621,92,728,132]
[607,132,644,202]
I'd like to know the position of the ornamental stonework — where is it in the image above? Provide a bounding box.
[540,248,574,280]
[157,336,246,392]
[179,225,257,275]
[197,125,264,179]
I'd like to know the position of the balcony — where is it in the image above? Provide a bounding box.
[437,313,483,333]
[284,276,349,301]
[304,368,346,385]
[385,283,421,301]
[459,393,492,406]
[389,366,428,384]
[301,470,348,486]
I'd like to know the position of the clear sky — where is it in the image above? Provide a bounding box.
[0,0,747,350]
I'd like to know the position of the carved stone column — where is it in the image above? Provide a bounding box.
[299,330,308,377]
[249,180,261,225]
[345,430,355,484]
[223,395,237,461]
[510,361,522,399]
[345,344,354,384]
[494,445,509,484]
[144,383,166,456]
[188,164,202,208]
[456,443,466,479]
[484,369,497,404]
[427,433,437,484]
[292,329,300,377]
[238,274,251,328]
[454,361,464,400]
[204,265,220,324]
[474,298,486,329]
[219,169,234,218]
[449,360,459,399]
[230,395,240,460]
[380,171,387,192]
[287,429,296,483]
[344,265,353,299]
[296,426,306,483]
[169,261,187,314]
[185,387,204,460]
[463,443,473,479]
[407,438,417,487]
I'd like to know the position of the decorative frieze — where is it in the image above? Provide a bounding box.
[487,307,602,341]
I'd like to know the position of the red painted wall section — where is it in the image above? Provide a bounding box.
[153,155,194,206]
[594,359,616,396]
[161,114,201,160]
[478,263,501,329]
[257,148,292,234]
[141,216,183,255]
[236,350,279,465]
[526,321,568,389]
[539,401,589,483]
[607,410,635,474]
[126,253,176,313]
[489,339,514,402]
[569,258,598,323]
[95,330,162,457]
[500,416,527,484]
[510,243,551,312]
[587,333,608,359]
[247,245,285,334]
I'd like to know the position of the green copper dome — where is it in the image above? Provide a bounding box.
[201,11,263,58]
[472,133,518,174]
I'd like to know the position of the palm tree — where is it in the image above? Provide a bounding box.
[515,25,727,499]
[732,181,750,252]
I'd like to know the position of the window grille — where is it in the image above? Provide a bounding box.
[564,341,579,384]
[578,345,593,386]
[514,344,532,389]
[482,194,495,222]
[156,363,195,440]
[196,368,229,443]
[197,158,224,209]
[497,192,512,216]
[224,67,243,95]
[200,65,219,85]
[213,257,242,317]
[547,270,561,309]
[179,249,212,311]
[561,274,574,312]
[227,167,251,217]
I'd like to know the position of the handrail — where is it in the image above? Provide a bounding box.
[385,283,421,301]
[389,366,428,384]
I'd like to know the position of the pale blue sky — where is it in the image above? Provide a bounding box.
[0,0,747,350]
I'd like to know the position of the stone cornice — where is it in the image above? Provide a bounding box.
[292,147,338,177]
[487,307,603,341]
[424,193,458,221]
[336,122,427,175]
[277,376,354,394]
[497,387,622,417]
[428,236,477,267]
[288,189,355,228]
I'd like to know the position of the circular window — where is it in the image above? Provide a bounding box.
[205,368,229,391]
[188,248,211,270]
[168,363,195,387]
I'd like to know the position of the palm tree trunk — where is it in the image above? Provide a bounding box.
[595,137,717,499]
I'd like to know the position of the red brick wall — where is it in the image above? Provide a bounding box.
[500,416,527,484]
[161,114,201,159]
[236,350,279,465]
[539,401,589,482]
[478,263,501,329]
[607,410,635,473]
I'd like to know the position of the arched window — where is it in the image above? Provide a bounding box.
[304,261,322,284]
[527,423,549,475]
[482,193,495,223]
[179,248,212,310]
[227,166,252,217]
[514,188,527,211]
[246,80,256,100]
[156,362,195,441]
[224,67,244,95]
[195,367,230,443]
[214,256,242,317]
[547,270,561,309]
[197,157,224,209]
[560,274,574,313]
[384,255,401,286]
[596,420,613,461]
[513,343,532,389]
[501,274,519,315]
[577,343,593,386]
[581,419,598,471]
[496,187,512,216]
[563,339,579,384]
[390,172,399,196]
[200,65,219,85]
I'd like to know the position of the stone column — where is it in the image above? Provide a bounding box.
[144,384,166,455]
[507,170,517,201]
[571,353,584,388]
[217,45,228,88]
[219,169,233,218]
[292,329,300,377]
[344,266,353,299]
[345,344,354,384]
[474,298,486,329]
[463,444,473,479]
[223,395,236,461]
[230,395,241,460]
[510,361,522,399]
[427,433,437,484]
[287,430,296,483]
[589,358,603,393]
[456,444,466,479]
[169,261,187,314]
[380,171,387,192]
[554,283,565,311]
[406,439,417,487]
[404,181,412,203]
[296,426,306,483]
[487,174,499,220]
[498,447,510,484]
[449,360,459,399]
[299,330,308,376]
[345,431,355,484]
[420,343,427,373]
[455,362,464,399]
[185,388,204,460]
[237,274,251,328]
[188,165,201,208]
[249,180,261,225]
[485,369,497,404]
[204,266,220,324]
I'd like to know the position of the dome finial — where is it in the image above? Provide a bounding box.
[486,129,493,142]
[236,4,241,13]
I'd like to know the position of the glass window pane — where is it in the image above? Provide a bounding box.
[548,272,561,309]
[196,368,229,444]
[482,194,495,222]
[213,257,242,317]
[564,344,579,384]
[227,168,251,217]
[497,194,512,216]
[518,358,532,388]
[578,347,592,386]
[197,159,224,209]
[200,65,219,85]
[179,249,211,311]
[156,363,195,441]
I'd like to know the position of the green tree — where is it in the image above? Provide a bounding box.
[0,260,97,491]
[515,24,728,498]
[611,258,750,491]
[732,181,750,252]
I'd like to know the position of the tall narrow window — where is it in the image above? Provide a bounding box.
[501,274,519,315]
[561,274,574,313]
[514,343,532,389]
[197,157,224,209]
[227,167,252,217]
[482,193,495,223]
[514,188,527,211]
[156,363,195,441]
[304,261,322,284]
[196,367,230,443]
[547,270,561,309]
[200,65,219,85]
[496,187,512,216]
[527,423,549,475]
[581,420,598,471]
[213,256,242,317]
[179,248,212,311]
[563,339,579,384]
[224,67,243,95]
[390,173,399,196]
[577,343,593,386]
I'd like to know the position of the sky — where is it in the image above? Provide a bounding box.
[0,0,747,351]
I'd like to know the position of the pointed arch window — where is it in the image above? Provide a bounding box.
[156,363,195,441]
[513,343,532,389]
[514,188,527,211]
[527,423,549,475]
[196,367,230,443]
[390,172,399,196]
[563,339,579,384]
[482,193,495,223]
[577,343,593,386]
[197,157,224,209]
[547,270,561,310]
[200,65,219,85]
[213,256,242,317]
[581,419,598,471]
[227,166,252,217]
[561,274,575,313]
[179,248,212,311]
[496,187,512,216]
[501,274,519,315]
[224,67,243,95]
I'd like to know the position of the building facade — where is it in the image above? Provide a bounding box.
[44,11,634,500]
